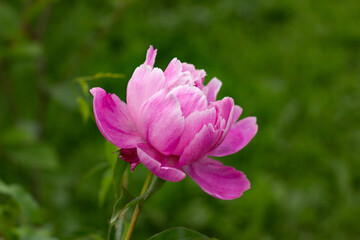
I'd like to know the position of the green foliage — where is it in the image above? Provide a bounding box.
[1,0,360,239]
[148,227,211,240]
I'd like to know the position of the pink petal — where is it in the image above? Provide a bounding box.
[232,105,243,123]
[164,58,184,88]
[203,77,222,103]
[126,64,165,122]
[169,85,207,117]
[138,90,185,156]
[208,117,258,157]
[181,63,206,88]
[183,157,250,200]
[210,97,235,149]
[178,124,219,167]
[90,87,143,148]
[137,143,186,182]
[172,108,217,156]
[144,45,157,67]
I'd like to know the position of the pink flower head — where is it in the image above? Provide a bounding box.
[91,46,258,200]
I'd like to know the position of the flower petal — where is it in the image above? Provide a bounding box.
[210,97,234,149]
[172,108,217,155]
[169,85,207,117]
[178,124,219,167]
[203,77,222,103]
[232,105,243,123]
[138,90,185,156]
[181,62,206,88]
[137,143,186,182]
[144,45,157,67]
[164,58,184,88]
[90,87,143,148]
[183,157,250,200]
[126,64,165,122]
[208,117,258,157]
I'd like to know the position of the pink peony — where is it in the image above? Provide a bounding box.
[91,46,257,200]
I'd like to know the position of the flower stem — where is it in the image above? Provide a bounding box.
[124,171,153,240]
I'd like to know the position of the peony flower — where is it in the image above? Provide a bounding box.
[91,46,257,200]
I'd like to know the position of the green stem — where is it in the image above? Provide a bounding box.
[124,171,153,240]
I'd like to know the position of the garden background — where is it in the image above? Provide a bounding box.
[0,0,359,239]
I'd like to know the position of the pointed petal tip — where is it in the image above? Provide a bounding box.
[145,45,158,67]
[90,87,104,96]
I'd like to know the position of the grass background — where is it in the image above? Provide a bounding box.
[1,0,359,239]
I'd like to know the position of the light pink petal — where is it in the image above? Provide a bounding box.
[172,108,217,155]
[232,105,243,123]
[164,58,183,88]
[137,143,186,182]
[183,157,250,200]
[144,45,157,67]
[208,117,258,157]
[90,87,143,148]
[126,64,165,122]
[138,90,184,156]
[203,77,222,103]
[169,85,207,117]
[210,97,235,149]
[181,63,206,88]
[178,124,219,167]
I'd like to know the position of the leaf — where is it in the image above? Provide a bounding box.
[15,225,58,240]
[6,143,59,170]
[99,169,113,207]
[110,176,165,224]
[112,154,127,197]
[0,179,41,224]
[147,227,212,240]
[77,97,91,122]
[48,82,77,110]
[0,121,39,146]
[105,141,119,168]
[75,72,125,96]
[109,188,133,224]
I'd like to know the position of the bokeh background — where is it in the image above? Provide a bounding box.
[1,0,360,239]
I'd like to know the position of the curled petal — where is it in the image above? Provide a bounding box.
[203,77,222,103]
[169,85,207,117]
[173,108,217,155]
[137,143,186,182]
[211,97,234,149]
[183,157,250,200]
[181,62,206,88]
[164,58,184,88]
[126,64,165,122]
[208,117,258,157]
[178,124,219,167]
[90,87,143,148]
[144,45,157,67]
[138,90,185,156]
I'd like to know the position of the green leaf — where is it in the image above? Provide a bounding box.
[0,179,41,223]
[48,82,77,110]
[6,143,59,170]
[105,141,119,167]
[110,175,165,224]
[77,97,91,122]
[148,227,212,240]
[15,225,58,240]
[0,122,39,146]
[98,169,113,207]
[112,154,127,198]
[109,187,133,224]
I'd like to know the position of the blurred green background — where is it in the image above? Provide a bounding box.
[1,0,360,239]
